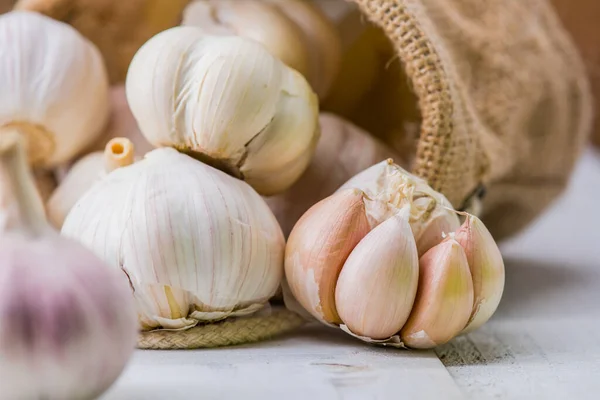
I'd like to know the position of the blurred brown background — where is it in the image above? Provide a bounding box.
[551,0,600,146]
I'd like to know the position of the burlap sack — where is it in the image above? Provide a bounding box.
[332,0,592,239]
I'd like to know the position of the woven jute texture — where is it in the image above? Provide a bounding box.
[348,0,593,239]
[137,308,305,350]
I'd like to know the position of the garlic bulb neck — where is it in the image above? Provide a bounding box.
[0,122,54,166]
[104,137,135,173]
[0,129,48,236]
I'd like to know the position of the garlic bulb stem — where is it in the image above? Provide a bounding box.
[0,128,47,236]
[104,137,134,173]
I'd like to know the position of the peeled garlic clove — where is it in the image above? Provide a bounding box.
[285,189,371,324]
[265,113,401,237]
[415,207,460,256]
[0,130,137,400]
[46,138,135,229]
[454,214,505,333]
[182,0,310,79]
[262,0,342,99]
[400,239,474,349]
[126,27,319,195]
[62,148,285,330]
[335,208,419,339]
[0,11,109,167]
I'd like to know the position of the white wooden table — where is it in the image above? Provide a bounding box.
[103,148,600,400]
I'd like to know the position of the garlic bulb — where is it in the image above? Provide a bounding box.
[265,113,400,237]
[0,130,136,400]
[0,11,109,168]
[62,147,285,330]
[86,85,154,157]
[126,26,320,195]
[182,0,310,80]
[47,138,135,229]
[338,159,460,256]
[285,160,501,348]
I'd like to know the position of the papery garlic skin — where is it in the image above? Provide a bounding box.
[182,0,310,79]
[0,131,136,400]
[338,159,459,247]
[335,208,419,339]
[285,189,371,324]
[126,27,319,195]
[0,11,109,167]
[455,215,505,333]
[62,148,285,330]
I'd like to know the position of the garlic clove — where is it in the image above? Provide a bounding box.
[46,138,135,229]
[126,28,319,195]
[454,214,505,333]
[400,239,474,349]
[414,206,461,256]
[285,189,371,324]
[335,208,419,340]
[183,0,310,78]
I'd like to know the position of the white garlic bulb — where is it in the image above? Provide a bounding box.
[0,11,109,168]
[0,131,136,400]
[182,0,310,80]
[126,26,320,196]
[62,148,285,330]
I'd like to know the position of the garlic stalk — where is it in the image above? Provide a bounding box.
[0,130,137,400]
[61,147,285,330]
[47,138,135,229]
[182,0,310,81]
[126,26,320,196]
[265,113,401,237]
[0,11,109,168]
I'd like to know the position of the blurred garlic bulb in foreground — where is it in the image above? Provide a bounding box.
[62,148,285,330]
[0,131,136,400]
[126,27,319,195]
[47,138,135,229]
[0,11,109,168]
[265,113,400,237]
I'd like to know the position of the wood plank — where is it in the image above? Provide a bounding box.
[103,325,465,400]
[437,149,600,399]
